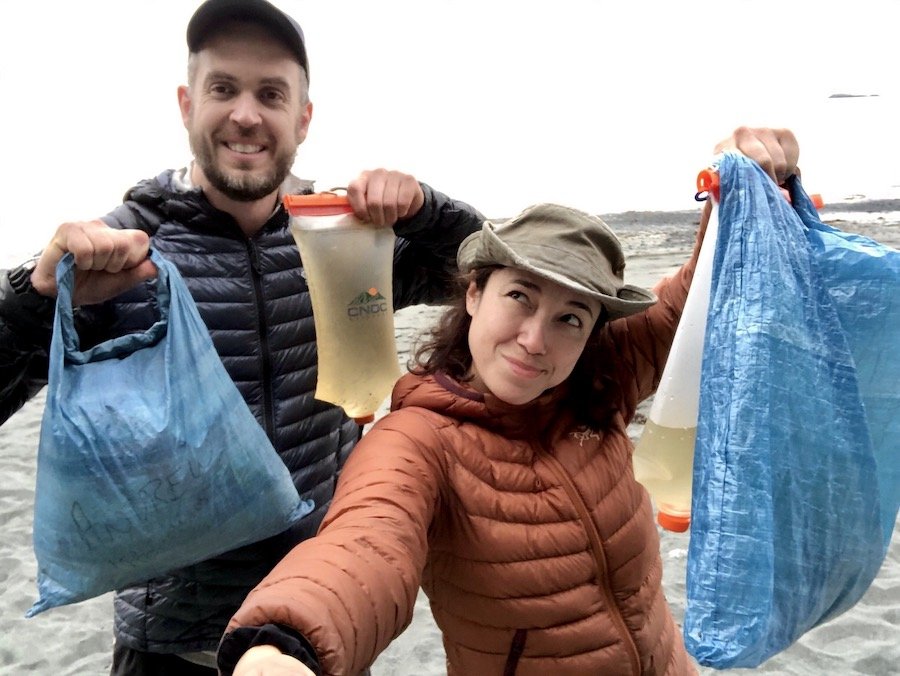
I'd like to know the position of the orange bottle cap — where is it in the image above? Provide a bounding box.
[283,193,353,216]
[353,413,375,425]
[657,510,691,533]
[696,169,720,202]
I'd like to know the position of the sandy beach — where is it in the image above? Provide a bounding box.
[1,202,898,675]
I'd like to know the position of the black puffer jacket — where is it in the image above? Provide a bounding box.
[0,169,483,653]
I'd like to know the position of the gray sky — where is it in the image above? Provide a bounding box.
[3,0,899,263]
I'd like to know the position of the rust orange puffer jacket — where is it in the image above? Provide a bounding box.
[225,255,700,675]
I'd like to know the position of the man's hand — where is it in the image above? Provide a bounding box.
[30,220,156,305]
[346,169,425,228]
[715,126,800,191]
[232,645,316,676]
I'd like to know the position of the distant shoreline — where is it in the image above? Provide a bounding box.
[4,198,898,271]
[601,197,900,225]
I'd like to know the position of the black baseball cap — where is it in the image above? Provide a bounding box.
[187,0,309,80]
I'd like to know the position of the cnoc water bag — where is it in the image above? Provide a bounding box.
[633,195,719,533]
[285,193,402,423]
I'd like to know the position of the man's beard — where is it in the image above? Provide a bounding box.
[191,131,297,203]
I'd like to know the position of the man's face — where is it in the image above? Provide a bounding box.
[178,23,312,203]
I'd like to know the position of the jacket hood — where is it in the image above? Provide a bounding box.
[391,372,568,441]
[125,171,220,227]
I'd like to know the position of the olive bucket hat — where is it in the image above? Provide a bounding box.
[457,203,657,320]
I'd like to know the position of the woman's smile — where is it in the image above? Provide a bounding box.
[502,354,545,379]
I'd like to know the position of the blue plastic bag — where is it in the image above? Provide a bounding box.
[684,152,899,667]
[28,249,312,617]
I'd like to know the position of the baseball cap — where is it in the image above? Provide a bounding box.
[457,203,657,320]
[187,0,309,79]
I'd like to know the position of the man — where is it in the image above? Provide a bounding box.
[0,0,482,673]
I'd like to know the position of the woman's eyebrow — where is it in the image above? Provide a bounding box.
[511,277,595,318]
[568,300,594,317]
[510,277,540,290]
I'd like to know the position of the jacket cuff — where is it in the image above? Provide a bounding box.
[217,624,322,676]
[393,182,438,237]
[0,267,55,348]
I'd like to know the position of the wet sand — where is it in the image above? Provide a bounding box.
[1,202,898,674]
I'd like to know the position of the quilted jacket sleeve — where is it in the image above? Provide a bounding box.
[605,202,711,422]
[0,270,54,424]
[0,198,151,426]
[390,183,484,309]
[220,408,447,676]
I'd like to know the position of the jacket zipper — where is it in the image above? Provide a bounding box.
[248,240,276,440]
[538,446,642,675]
[503,629,528,676]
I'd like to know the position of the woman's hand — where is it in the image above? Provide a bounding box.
[715,126,800,196]
[232,645,316,676]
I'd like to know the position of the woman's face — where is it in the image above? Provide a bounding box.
[465,267,601,405]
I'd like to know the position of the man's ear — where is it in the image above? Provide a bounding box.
[295,101,313,145]
[177,85,192,128]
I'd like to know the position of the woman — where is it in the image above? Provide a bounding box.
[217,128,800,676]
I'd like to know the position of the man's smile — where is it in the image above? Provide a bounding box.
[224,142,266,154]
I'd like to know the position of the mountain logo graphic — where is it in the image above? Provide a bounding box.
[349,287,386,305]
[347,287,389,319]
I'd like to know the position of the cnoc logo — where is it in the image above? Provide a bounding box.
[347,287,388,319]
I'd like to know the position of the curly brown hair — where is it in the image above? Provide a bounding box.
[411,267,621,428]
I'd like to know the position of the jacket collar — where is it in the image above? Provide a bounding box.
[392,372,569,441]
